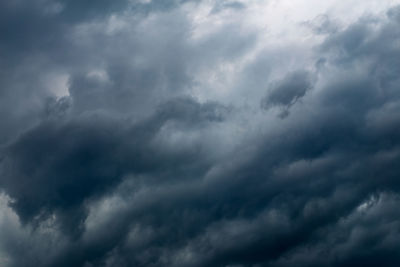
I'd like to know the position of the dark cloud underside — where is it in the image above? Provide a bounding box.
[1,1,400,267]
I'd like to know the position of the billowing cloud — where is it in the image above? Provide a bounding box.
[261,70,314,117]
[1,1,400,267]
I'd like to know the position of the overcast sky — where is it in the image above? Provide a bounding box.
[1,0,400,266]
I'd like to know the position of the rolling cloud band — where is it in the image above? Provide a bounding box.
[1,1,400,266]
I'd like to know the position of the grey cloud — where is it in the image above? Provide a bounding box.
[301,14,339,36]
[0,0,214,144]
[387,5,400,22]
[270,193,400,267]
[0,96,226,240]
[1,2,400,267]
[211,1,246,14]
[261,70,314,117]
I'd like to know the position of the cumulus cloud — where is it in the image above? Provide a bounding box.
[1,1,400,267]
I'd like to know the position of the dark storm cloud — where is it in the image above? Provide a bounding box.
[1,1,400,267]
[0,0,254,146]
[261,70,314,117]
[0,96,226,236]
[0,0,210,144]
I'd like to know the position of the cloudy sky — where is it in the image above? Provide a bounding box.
[1,0,400,266]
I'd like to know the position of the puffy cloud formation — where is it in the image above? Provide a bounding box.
[1,0,400,266]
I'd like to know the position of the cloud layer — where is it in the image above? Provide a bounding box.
[1,1,400,266]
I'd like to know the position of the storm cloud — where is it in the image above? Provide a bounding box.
[1,1,400,267]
